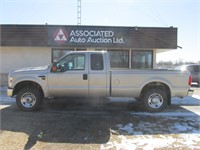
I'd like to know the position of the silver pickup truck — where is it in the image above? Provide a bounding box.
[7,51,193,112]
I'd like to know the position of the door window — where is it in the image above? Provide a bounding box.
[57,54,85,72]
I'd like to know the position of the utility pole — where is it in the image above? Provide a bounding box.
[77,0,81,25]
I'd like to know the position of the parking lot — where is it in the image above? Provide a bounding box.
[0,87,200,150]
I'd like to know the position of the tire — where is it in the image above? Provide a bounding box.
[142,88,168,112]
[16,87,42,111]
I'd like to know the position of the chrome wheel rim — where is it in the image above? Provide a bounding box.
[148,93,163,109]
[21,92,36,108]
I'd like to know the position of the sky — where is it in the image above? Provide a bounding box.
[1,0,200,63]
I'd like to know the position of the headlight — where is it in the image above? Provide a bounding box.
[8,74,13,88]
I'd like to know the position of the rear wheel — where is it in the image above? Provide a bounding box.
[16,87,42,111]
[142,88,168,112]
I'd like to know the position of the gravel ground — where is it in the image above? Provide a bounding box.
[0,86,200,150]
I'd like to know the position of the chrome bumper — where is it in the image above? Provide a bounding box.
[187,89,194,97]
[7,88,13,97]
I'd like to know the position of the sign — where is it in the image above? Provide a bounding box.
[48,26,132,48]
[47,25,177,49]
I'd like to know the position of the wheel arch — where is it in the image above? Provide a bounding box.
[13,80,44,98]
[140,82,171,105]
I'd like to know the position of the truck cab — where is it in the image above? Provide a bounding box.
[48,51,110,97]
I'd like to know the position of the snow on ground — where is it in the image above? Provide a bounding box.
[101,117,200,150]
[101,133,200,150]
[101,90,200,150]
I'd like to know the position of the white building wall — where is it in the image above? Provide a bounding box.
[0,46,51,85]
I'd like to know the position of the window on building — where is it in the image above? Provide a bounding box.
[131,51,153,69]
[107,50,129,68]
[91,54,104,70]
[52,49,73,62]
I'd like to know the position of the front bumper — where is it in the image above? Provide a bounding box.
[187,89,194,97]
[7,88,13,97]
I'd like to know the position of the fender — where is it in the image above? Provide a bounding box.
[140,76,172,93]
[12,75,48,97]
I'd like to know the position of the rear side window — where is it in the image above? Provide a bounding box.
[193,66,200,73]
[187,65,200,73]
[91,54,104,70]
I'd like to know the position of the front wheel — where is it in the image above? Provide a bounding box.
[142,88,168,112]
[16,87,42,111]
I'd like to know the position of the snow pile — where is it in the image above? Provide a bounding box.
[101,135,176,150]
[101,118,200,150]
[117,123,134,135]
[101,134,200,150]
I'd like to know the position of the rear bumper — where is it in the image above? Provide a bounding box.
[7,88,13,97]
[187,89,194,97]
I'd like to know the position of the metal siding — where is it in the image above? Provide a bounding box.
[1,25,48,46]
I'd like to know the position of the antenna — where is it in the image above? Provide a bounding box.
[77,0,81,25]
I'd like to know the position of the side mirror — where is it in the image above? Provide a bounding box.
[51,62,66,72]
[51,62,58,72]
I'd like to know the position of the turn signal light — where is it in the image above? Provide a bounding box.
[188,75,192,86]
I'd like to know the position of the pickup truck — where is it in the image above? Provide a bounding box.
[7,51,193,112]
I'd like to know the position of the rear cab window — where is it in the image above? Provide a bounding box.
[91,54,104,70]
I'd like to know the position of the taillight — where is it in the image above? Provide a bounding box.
[188,75,192,86]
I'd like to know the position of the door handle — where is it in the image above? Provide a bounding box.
[83,74,88,80]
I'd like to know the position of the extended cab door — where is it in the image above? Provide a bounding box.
[48,53,89,97]
[88,53,108,97]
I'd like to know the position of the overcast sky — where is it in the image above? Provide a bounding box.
[1,0,199,62]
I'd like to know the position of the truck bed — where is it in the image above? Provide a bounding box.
[110,69,189,97]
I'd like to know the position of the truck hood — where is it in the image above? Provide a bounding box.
[12,66,49,74]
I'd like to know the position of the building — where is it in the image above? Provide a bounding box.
[0,24,178,85]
